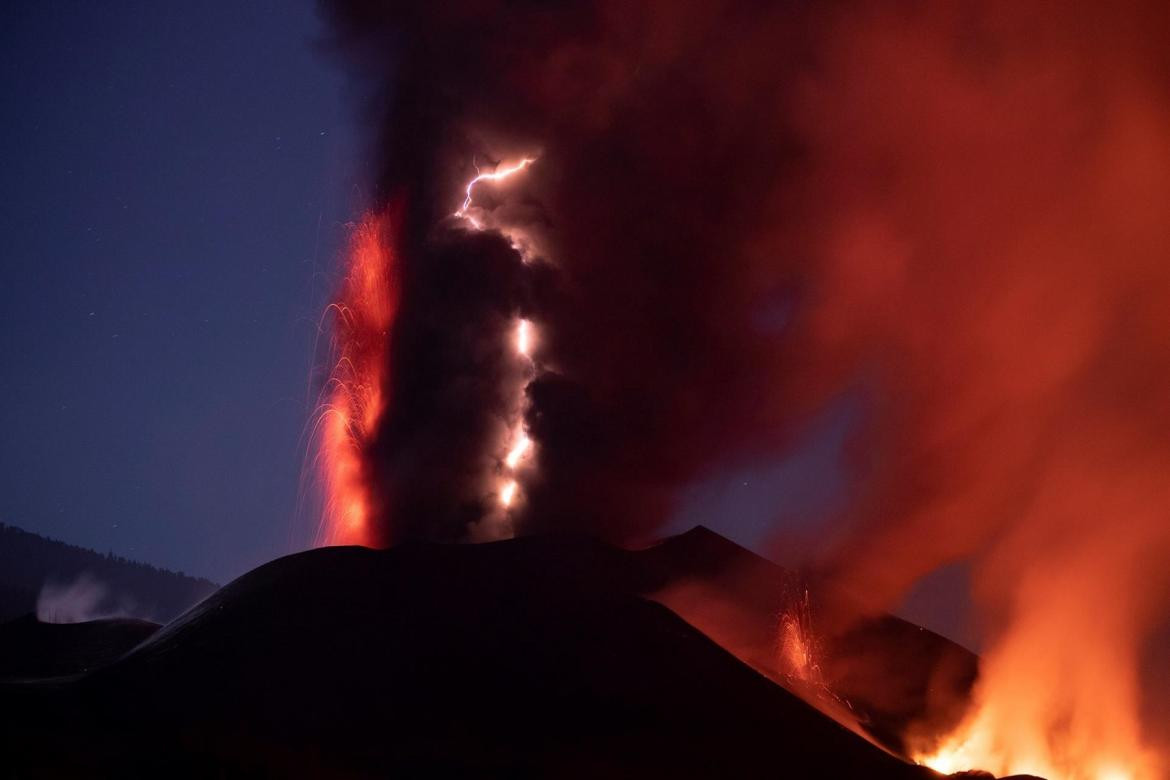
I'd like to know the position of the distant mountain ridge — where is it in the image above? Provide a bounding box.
[0,522,218,623]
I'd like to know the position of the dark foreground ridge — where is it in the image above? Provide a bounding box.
[2,529,985,778]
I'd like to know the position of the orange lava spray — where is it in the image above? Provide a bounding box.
[777,589,821,684]
[314,207,399,546]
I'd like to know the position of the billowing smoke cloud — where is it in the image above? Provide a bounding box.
[323,0,812,543]
[322,1,1170,774]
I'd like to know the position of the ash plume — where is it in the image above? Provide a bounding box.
[322,0,811,542]
[321,1,1170,774]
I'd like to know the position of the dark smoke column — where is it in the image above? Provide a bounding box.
[321,0,804,546]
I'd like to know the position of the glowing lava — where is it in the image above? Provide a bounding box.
[916,717,1151,780]
[316,209,398,546]
[776,589,822,685]
[779,616,815,681]
[915,671,1159,780]
[913,573,1162,780]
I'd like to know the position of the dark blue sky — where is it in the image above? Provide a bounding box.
[0,1,363,582]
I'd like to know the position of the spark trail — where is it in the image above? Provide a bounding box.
[315,210,398,546]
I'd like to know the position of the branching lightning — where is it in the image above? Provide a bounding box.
[455,157,537,222]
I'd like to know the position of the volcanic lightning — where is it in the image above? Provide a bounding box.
[504,433,532,470]
[515,318,532,357]
[454,157,537,230]
[453,157,540,527]
[499,480,518,508]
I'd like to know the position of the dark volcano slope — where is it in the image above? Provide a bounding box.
[0,615,159,679]
[2,535,938,779]
[636,528,978,755]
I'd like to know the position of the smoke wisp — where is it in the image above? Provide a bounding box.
[37,572,137,624]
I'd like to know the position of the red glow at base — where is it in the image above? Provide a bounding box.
[316,208,399,546]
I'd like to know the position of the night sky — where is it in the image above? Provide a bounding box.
[0,1,362,583]
[0,0,950,640]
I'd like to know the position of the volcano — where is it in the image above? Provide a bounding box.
[2,528,997,778]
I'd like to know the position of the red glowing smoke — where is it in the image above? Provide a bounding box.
[792,7,1170,776]
[320,2,1170,775]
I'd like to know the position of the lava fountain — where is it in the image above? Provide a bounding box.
[316,208,399,546]
[777,588,821,685]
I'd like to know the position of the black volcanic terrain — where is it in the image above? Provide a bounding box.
[0,615,159,679]
[1,529,967,778]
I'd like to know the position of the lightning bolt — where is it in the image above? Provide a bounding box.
[454,157,540,525]
[455,157,537,220]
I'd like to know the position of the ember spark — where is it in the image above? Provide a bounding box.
[316,210,398,545]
